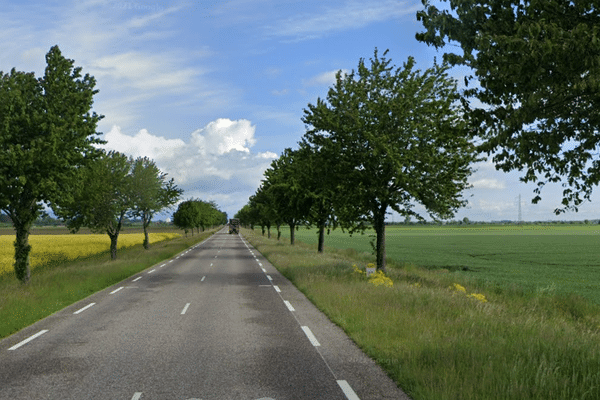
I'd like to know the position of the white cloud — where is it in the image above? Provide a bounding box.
[191,119,257,156]
[304,69,349,87]
[99,119,277,214]
[471,178,507,190]
[268,0,421,41]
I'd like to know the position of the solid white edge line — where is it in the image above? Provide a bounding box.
[132,277,142,282]
[8,329,49,350]
[110,287,124,294]
[337,380,361,400]
[301,326,321,346]
[273,285,281,292]
[284,300,295,312]
[73,302,96,315]
[131,392,143,400]
[181,303,190,315]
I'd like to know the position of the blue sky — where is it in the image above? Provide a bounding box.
[2,0,598,222]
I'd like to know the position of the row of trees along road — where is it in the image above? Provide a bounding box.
[0,45,182,284]
[54,151,183,260]
[240,2,600,272]
[172,199,228,236]
[237,50,480,272]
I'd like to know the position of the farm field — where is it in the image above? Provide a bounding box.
[0,230,180,277]
[282,224,600,305]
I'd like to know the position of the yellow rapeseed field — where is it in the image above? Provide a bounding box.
[0,233,180,276]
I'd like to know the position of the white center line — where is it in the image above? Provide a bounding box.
[8,329,49,350]
[201,276,206,282]
[132,277,142,282]
[131,393,143,400]
[159,264,166,268]
[147,269,156,274]
[301,326,321,347]
[273,285,281,293]
[284,300,295,312]
[181,303,191,315]
[261,268,267,273]
[258,262,263,267]
[266,275,273,281]
[210,263,213,267]
[337,380,361,400]
[110,287,124,294]
[73,303,95,315]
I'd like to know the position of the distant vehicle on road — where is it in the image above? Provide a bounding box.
[228,218,240,234]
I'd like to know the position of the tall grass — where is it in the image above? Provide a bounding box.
[243,228,600,400]
[0,229,215,339]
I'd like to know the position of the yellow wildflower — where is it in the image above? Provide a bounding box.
[368,270,393,287]
[467,293,488,303]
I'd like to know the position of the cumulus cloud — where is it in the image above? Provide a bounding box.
[304,69,349,87]
[470,178,507,190]
[99,118,278,215]
[190,118,257,156]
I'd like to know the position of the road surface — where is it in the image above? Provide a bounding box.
[0,228,410,399]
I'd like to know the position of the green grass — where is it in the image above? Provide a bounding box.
[282,224,600,305]
[0,228,215,340]
[244,226,600,400]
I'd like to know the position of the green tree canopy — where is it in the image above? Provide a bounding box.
[416,0,600,212]
[129,157,182,249]
[303,49,478,270]
[0,45,103,283]
[55,151,133,260]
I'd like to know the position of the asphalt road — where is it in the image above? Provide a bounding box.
[0,228,410,400]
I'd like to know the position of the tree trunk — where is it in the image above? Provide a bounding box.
[108,230,119,261]
[374,207,387,272]
[267,226,271,239]
[289,222,296,245]
[317,224,325,253]
[277,224,281,240]
[142,214,150,250]
[261,226,265,236]
[13,220,33,284]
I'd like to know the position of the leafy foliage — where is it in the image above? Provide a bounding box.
[302,49,478,270]
[416,0,600,212]
[0,45,103,283]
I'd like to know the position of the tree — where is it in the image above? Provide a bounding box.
[0,46,103,283]
[129,157,182,249]
[172,200,197,236]
[55,151,133,260]
[262,148,312,245]
[303,49,478,271]
[291,141,338,252]
[416,0,600,213]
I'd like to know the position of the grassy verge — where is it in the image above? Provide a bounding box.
[242,228,600,400]
[0,229,215,340]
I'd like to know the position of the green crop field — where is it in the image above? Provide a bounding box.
[280,224,600,305]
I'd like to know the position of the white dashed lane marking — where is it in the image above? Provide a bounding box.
[73,303,95,315]
[301,326,321,347]
[110,287,124,294]
[8,330,49,351]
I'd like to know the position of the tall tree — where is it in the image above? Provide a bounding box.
[296,141,339,253]
[129,157,182,249]
[55,151,133,260]
[262,148,312,245]
[0,46,103,283]
[172,200,197,236]
[303,49,478,271]
[416,0,600,212]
